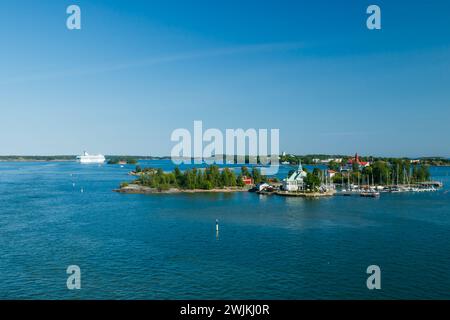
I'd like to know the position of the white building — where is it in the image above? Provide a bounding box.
[282,162,307,192]
[327,170,337,179]
[313,158,343,164]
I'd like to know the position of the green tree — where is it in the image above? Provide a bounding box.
[127,158,137,165]
[174,167,183,186]
[221,168,237,187]
[312,168,322,177]
[371,161,389,185]
[241,166,251,178]
[413,165,430,182]
[328,160,340,171]
[205,165,221,187]
[332,172,344,184]
[236,173,245,187]
[183,170,196,189]
[252,167,262,184]
[304,172,321,191]
[362,166,373,184]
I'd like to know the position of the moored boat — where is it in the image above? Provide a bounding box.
[360,191,380,198]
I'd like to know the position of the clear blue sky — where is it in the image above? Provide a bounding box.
[0,0,449,157]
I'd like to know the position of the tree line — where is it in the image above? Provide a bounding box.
[331,160,431,185]
[134,166,266,191]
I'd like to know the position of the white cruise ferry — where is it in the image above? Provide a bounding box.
[76,151,106,164]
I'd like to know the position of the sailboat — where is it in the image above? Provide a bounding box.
[389,164,401,192]
[360,173,380,197]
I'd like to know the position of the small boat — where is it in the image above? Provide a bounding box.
[256,184,276,195]
[256,189,275,195]
[341,189,352,196]
[360,191,380,198]
[389,187,401,193]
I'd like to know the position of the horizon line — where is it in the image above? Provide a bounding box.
[0,154,449,159]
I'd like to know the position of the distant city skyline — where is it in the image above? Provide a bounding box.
[0,0,449,157]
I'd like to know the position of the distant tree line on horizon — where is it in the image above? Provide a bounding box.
[0,155,76,161]
[280,154,450,167]
[0,154,448,166]
[0,155,170,161]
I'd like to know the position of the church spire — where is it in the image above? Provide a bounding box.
[298,160,303,172]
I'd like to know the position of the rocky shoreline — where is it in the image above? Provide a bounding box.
[114,184,249,194]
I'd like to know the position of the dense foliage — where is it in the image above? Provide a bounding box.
[304,168,322,191]
[331,159,431,185]
[134,165,264,191]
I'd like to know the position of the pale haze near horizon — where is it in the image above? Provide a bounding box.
[0,1,449,158]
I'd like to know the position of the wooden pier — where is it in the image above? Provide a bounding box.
[275,190,336,198]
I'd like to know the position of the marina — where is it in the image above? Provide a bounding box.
[236,155,444,199]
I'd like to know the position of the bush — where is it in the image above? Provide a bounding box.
[158,184,170,192]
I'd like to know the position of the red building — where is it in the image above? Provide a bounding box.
[242,176,253,186]
[347,153,369,166]
[342,153,370,171]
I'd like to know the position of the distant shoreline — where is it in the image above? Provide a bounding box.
[1,155,449,166]
[1,159,449,167]
[0,156,170,162]
[0,159,76,162]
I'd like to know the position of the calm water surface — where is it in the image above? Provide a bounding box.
[1,160,449,299]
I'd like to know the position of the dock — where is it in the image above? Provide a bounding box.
[275,190,336,198]
[417,181,443,188]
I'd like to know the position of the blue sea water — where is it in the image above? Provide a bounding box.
[0,160,450,299]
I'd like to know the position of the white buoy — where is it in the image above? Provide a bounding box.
[215,219,220,240]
